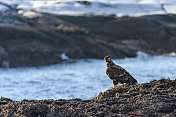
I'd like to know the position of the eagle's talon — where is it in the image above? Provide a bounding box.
[113,84,117,88]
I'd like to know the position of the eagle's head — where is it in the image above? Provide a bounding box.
[104,55,111,63]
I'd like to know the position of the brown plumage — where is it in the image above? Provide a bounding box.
[104,55,137,88]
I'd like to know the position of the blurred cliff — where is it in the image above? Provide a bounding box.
[0,0,176,67]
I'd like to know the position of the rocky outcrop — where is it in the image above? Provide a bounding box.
[0,79,175,116]
[0,45,9,67]
[1,5,176,67]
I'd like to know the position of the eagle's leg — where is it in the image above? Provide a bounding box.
[113,84,118,88]
[113,80,118,88]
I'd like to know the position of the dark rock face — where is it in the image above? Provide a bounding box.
[0,45,9,67]
[0,79,175,117]
[1,6,176,67]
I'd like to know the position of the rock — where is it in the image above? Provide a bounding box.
[157,103,176,113]
[77,1,91,5]
[0,45,8,56]
[0,79,175,116]
[116,94,131,98]
[2,60,10,68]
[0,45,9,67]
[1,6,176,67]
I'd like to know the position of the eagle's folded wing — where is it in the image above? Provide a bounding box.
[111,65,130,76]
[110,65,135,82]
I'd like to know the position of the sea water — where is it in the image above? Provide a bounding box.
[0,52,175,100]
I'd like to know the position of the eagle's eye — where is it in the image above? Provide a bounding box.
[107,58,111,61]
[104,55,111,62]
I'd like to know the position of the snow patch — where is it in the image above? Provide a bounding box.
[0,0,176,17]
[138,0,158,4]
[61,53,69,60]
[18,10,42,18]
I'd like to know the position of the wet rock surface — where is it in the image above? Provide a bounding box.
[1,4,176,67]
[0,79,175,117]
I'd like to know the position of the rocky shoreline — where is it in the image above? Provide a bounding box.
[1,5,176,67]
[0,79,175,117]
